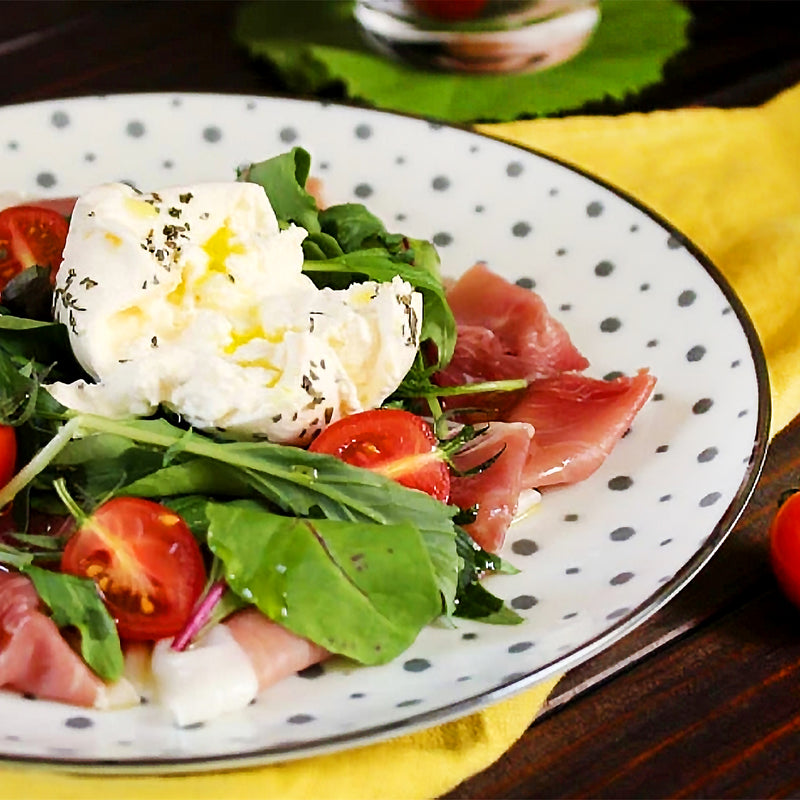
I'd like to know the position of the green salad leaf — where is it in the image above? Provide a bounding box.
[206,500,441,664]
[24,414,461,616]
[23,565,124,681]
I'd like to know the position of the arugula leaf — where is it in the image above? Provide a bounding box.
[23,564,124,681]
[0,346,39,424]
[206,499,441,664]
[317,203,389,253]
[0,311,80,380]
[454,527,522,625]
[0,543,35,570]
[237,147,321,234]
[1,266,55,321]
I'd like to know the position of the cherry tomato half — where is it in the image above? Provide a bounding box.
[309,409,450,502]
[0,205,70,292]
[0,426,16,489]
[60,498,206,641]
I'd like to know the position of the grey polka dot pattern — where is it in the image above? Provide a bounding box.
[687,345,706,362]
[51,110,70,128]
[203,126,222,143]
[608,476,633,491]
[698,447,718,462]
[126,120,145,137]
[610,527,636,541]
[511,595,538,610]
[693,398,714,414]
[511,539,538,556]
[0,93,766,768]
[586,201,603,217]
[36,172,56,188]
[595,260,614,277]
[610,572,634,585]
[64,717,93,729]
[512,221,531,237]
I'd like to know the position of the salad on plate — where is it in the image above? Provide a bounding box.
[0,148,655,726]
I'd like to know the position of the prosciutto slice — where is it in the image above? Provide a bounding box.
[450,422,535,553]
[435,262,589,388]
[224,607,329,690]
[0,569,106,707]
[504,370,657,487]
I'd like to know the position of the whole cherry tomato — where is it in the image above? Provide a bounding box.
[770,489,800,609]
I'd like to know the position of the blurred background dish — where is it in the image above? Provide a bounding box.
[353,0,600,73]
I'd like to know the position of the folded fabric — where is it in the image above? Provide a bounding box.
[4,82,800,800]
[0,676,558,800]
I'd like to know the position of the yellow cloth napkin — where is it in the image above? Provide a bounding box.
[4,81,800,800]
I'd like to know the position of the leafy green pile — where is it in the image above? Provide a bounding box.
[0,150,520,684]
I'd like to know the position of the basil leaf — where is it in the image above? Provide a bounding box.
[238,147,321,234]
[206,500,441,664]
[23,564,124,681]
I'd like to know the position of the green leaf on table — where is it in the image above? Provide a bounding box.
[234,0,691,122]
[206,499,442,664]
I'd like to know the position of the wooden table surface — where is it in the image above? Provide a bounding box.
[4,2,800,797]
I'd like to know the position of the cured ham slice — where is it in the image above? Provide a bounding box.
[435,262,589,388]
[224,607,329,690]
[504,370,657,487]
[450,422,535,553]
[0,569,105,707]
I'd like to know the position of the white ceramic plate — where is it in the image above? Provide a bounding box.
[0,93,769,773]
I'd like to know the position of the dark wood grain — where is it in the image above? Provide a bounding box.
[3,2,800,797]
[443,416,800,799]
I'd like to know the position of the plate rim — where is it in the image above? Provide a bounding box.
[0,90,772,774]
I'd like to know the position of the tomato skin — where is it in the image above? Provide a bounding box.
[309,409,450,502]
[60,498,206,641]
[769,490,800,609]
[0,426,16,489]
[0,205,70,291]
[413,0,488,21]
